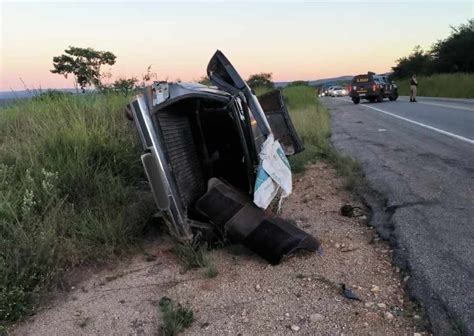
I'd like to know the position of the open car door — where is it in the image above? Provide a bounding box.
[257,89,304,156]
[207,50,271,138]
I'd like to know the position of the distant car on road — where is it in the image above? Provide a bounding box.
[349,72,398,104]
[330,86,348,97]
[320,85,333,97]
[327,86,338,97]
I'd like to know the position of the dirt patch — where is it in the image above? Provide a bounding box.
[11,162,428,336]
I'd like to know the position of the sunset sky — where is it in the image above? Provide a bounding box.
[1,1,472,91]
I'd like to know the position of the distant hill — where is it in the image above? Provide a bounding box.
[275,75,353,88]
[0,88,80,107]
[0,88,78,100]
[275,73,393,88]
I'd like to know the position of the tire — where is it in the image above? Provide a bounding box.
[352,97,360,104]
[368,97,376,103]
[376,93,383,103]
[389,92,399,101]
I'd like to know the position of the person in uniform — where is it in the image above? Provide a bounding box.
[410,74,418,102]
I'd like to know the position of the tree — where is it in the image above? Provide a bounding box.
[247,73,274,89]
[51,46,116,92]
[391,46,432,79]
[391,20,474,78]
[431,19,474,73]
[141,65,157,87]
[287,80,309,87]
[198,76,211,85]
[113,77,138,95]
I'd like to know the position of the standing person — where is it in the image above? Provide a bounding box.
[410,74,418,102]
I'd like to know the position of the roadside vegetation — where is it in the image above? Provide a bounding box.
[0,93,155,327]
[394,73,474,98]
[268,85,362,190]
[391,19,473,98]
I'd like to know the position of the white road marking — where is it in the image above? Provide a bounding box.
[417,101,474,112]
[359,104,474,145]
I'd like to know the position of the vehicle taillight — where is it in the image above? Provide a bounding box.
[372,84,377,91]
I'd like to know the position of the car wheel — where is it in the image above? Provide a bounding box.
[376,94,383,103]
[368,97,375,103]
[352,97,360,104]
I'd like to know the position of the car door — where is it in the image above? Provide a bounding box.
[207,50,271,137]
[257,89,304,156]
[207,50,304,156]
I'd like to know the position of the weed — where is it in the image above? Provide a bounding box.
[295,273,305,279]
[144,253,157,262]
[205,264,219,278]
[158,297,194,336]
[172,243,209,270]
[76,316,92,328]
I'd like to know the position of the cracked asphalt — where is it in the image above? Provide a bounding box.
[322,96,474,335]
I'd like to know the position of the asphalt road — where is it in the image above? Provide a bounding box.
[322,96,474,335]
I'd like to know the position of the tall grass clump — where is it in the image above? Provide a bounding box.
[158,297,194,336]
[281,85,362,188]
[395,73,474,98]
[0,93,154,325]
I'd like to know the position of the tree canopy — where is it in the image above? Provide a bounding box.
[391,46,432,78]
[247,73,274,89]
[431,19,474,73]
[287,80,309,87]
[392,19,474,78]
[112,77,138,95]
[51,46,116,92]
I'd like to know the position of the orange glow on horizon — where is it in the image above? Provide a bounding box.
[1,2,471,91]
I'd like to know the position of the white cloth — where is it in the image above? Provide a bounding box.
[253,135,292,209]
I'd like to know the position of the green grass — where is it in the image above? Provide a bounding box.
[0,93,154,326]
[279,85,362,189]
[172,243,209,270]
[395,73,474,98]
[158,297,194,336]
[205,263,219,278]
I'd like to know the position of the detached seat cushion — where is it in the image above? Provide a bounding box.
[195,178,319,264]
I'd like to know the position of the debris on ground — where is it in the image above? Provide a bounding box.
[340,204,364,217]
[341,284,362,301]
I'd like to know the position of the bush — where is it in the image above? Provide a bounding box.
[158,297,194,336]
[0,93,154,325]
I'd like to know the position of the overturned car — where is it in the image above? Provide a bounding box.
[127,50,318,264]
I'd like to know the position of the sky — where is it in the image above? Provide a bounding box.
[1,1,473,91]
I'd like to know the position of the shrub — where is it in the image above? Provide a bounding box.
[158,297,194,336]
[0,93,154,325]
